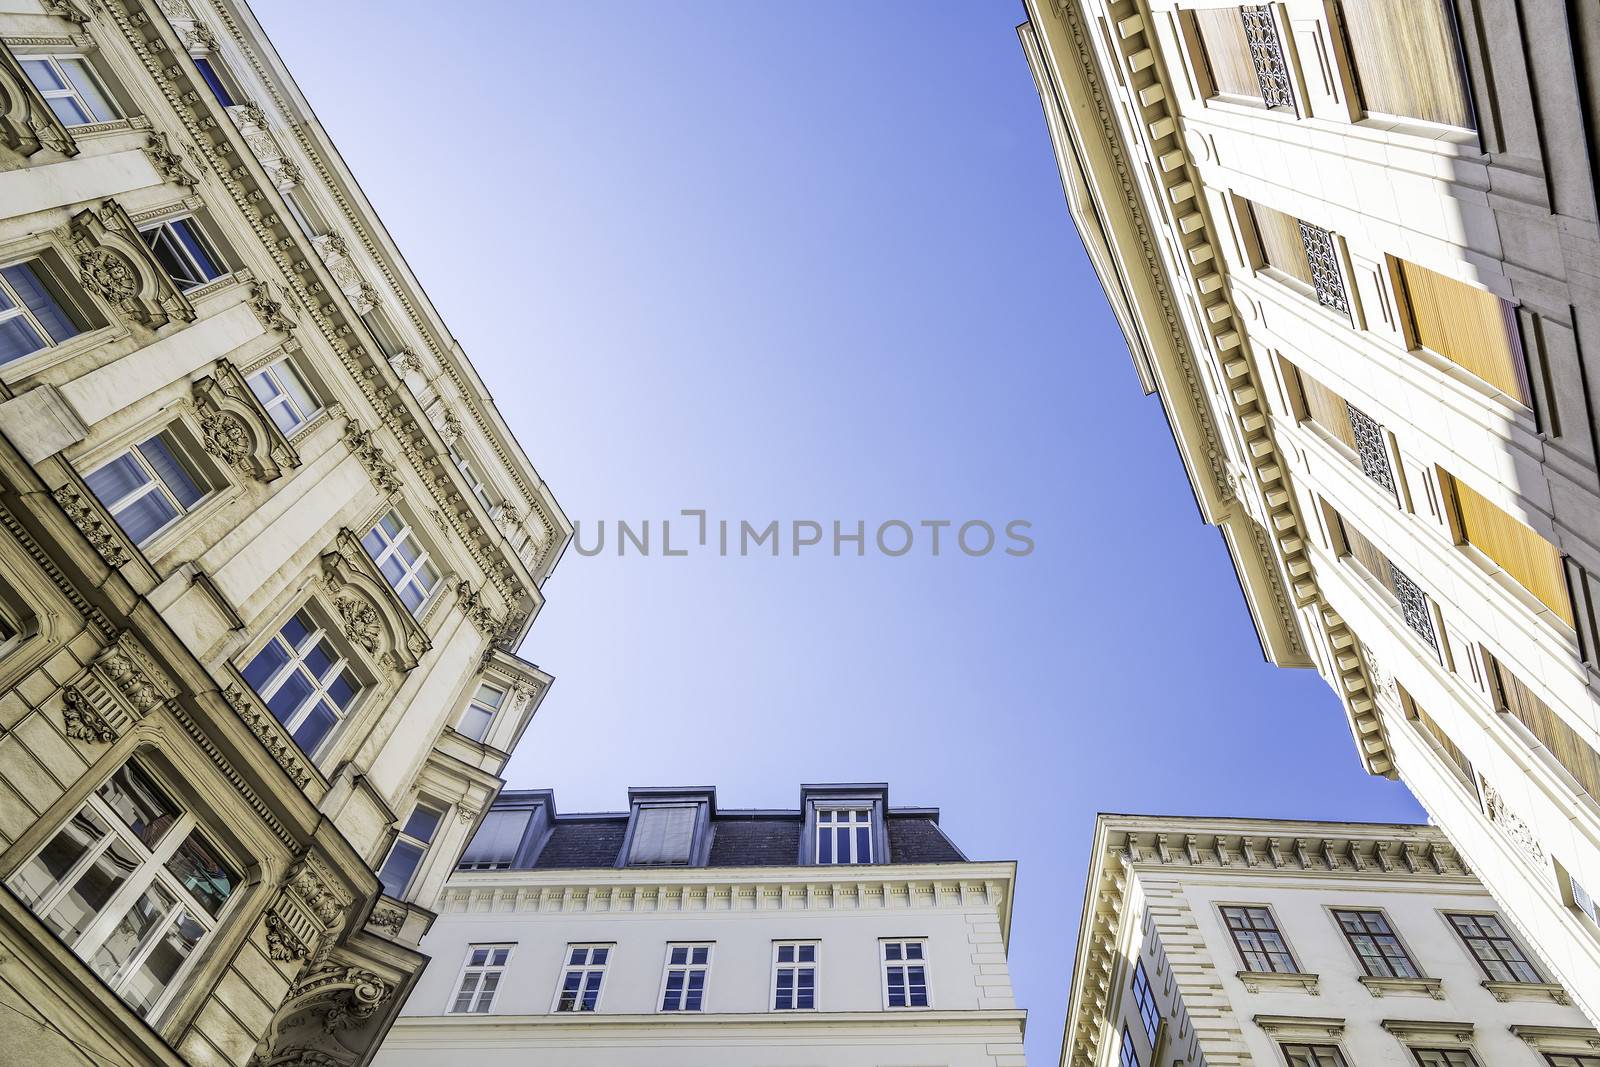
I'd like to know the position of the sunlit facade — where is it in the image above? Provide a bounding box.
[1019,0,1600,1022]
[0,0,569,1064]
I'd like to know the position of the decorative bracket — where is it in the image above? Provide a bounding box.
[68,198,194,330]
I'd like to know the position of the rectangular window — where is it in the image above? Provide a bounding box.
[1396,259,1527,404]
[1334,0,1473,128]
[1282,1047,1348,1067]
[816,808,872,864]
[1445,913,1542,983]
[1221,905,1298,973]
[449,943,512,1014]
[1193,8,1261,100]
[554,944,609,1012]
[21,55,119,126]
[140,217,226,292]
[1445,472,1572,625]
[772,941,817,1010]
[1130,959,1160,1043]
[1489,654,1600,801]
[1407,692,1474,785]
[247,357,321,435]
[0,259,83,366]
[1412,1052,1478,1067]
[456,808,531,871]
[1120,1026,1140,1067]
[190,54,235,108]
[1546,1056,1600,1067]
[448,442,495,511]
[628,805,695,866]
[881,939,929,1008]
[659,943,711,1012]
[1334,511,1440,651]
[360,309,406,359]
[1333,908,1420,978]
[456,682,506,743]
[240,609,363,757]
[84,430,212,547]
[361,510,440,614]
[6,760,239,1020]
[376,800,444,899]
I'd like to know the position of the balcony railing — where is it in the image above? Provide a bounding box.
[1344,402,1396,493]
[1298,221,1349,313]
[1241,6,1294,109]
[1388,562,1439,650]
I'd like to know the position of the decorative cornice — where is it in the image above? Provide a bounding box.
[223,681,313,788]
[1254,1014,1345,1039]
[1381,1018,1474,1045]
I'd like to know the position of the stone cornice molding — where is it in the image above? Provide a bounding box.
[1381,1018,1474,1045]
[67,197,194,331]
[1253,1014,1346,1039]
[191,356,299,481]
[94,0,560,630]
[388,1008,1028,1036]
[319,528,430,673]
[0,37,78,158]
[1024,0,1392,775]
[1511,1024,1600,1053]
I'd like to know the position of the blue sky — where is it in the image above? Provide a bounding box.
[256,2,1425,1059]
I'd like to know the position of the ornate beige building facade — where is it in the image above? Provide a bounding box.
[1019,0,1600,1021]
[0,1,569,1065]
[1063,815,1597,1067]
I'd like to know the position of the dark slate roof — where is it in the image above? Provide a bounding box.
[528,817,628,870]
[706,814,802,866]
[887,814,966,864]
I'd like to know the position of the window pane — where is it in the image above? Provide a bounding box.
[97,763,178,849]
[170,219,222,280]
[22,59,67,91]
[241,639,290,691]
[9,808,109,909]
[457,704,493,741]
[48,835,140,943]
[191,56,234,107]
[59,59,117,123]
[164,832,237,917]
[85,454,151,508]
[2,262,79,346]
[0,315,47,365]
[276,361,318,418]
[122,908,202,1018]
[90,881,175,984]
[283,612,312,648]
[377,840,424,897]
[403,805,442,843]
[328,670,360,711]
[477,683,507,709]
[302,638,334,681]
[291,701,337,755]
[137,435,205,509]
[114,490,180,546]
[265,670,314,724]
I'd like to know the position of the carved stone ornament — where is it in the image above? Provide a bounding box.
[248,281,296,335]
[51,483,130,567]
[192,358,299,481]
[366,903,405,936]
[311,233,374,311]
[0,39,78,158]
[96,630,178,715]
[454,579,499,635]
[1481,777,1544,863]
[69,199,194,330]
[342,421,402,496]
[319,528,430,672]
[144,130,199,189]
[42,0,92,24]
[61,685,116,742]
[254,956,396,1067]
[224,684,312,788]
[264,911,310,962]
[386,349,420,378]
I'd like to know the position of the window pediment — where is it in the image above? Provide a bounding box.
[320,528,431,672]
[191,357,300,481]
[68,198,194,330]
[0,40,77,158]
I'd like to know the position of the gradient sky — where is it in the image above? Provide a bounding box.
[254,3,1426,1060]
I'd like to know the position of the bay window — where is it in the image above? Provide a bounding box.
[455,682,505,742]
[377,799,444,898]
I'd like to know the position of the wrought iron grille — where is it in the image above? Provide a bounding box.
[1344,402,1396,493]
[1240,6,1294,109]
[1388,563,1439,650]
[1297,221,1349,314]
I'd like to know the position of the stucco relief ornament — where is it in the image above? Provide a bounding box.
[99,635,172,714]
[289,858,350,928]
[145,131,199,188]
[264,912,310,962]
[199,410,252,469]
[42,0,91,24]
[248,282,296,334]
[335,596,381,655]
[61,686,116,742]
[79,247,139,303]
[1481,778,1543,863]
[368,904,405,936]
[51,484,129,567]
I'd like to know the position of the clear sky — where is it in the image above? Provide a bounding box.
[254,2,1425,1060]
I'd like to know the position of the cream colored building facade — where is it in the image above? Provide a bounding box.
[373,784,1027,1067]
[1065,815,1597,1067]
[1019,0,1600,1022]
[0,0,569,1064]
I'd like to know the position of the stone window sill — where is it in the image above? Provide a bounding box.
[1359,975,1443,999]
[1483,980,1570,1006]
[1237,970,1321,995]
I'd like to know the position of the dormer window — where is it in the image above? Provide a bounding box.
[627,806,695,866]
[816,808,872,865]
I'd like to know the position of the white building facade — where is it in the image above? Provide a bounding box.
[0,0,570,1064]
[1019,0,1600,1020]
[1064,815,1597,1067]
[374,784,1027,1067]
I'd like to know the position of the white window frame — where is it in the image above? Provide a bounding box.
[879,938,931,1009]
[361,509,440,615]
[377,799,445,900]
[771,940,818,1011]
[242,610,363,758]
[247,355,321,434]
[0,257,81,361]
[658,942,712,1013]
[815,807,873,864]
[5,761,238,1021]
[551,943,612,1012]
[455,681,506,743]
[447,441,495,511]
[84,428,214,547]
[21,54,120,126]
[139,215,227,291]
[448,943,513,1014]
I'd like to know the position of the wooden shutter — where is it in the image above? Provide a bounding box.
[1338,513,1392,591]
[1335,0,1473,128]
[1396,260,1528,404]
[629,806,695,865]
[1448,474,1572,625]
[1492,657,1600,799]
[1194,8,1261,99]
[1249,202,1314,286]
[1295,369,1357,449]
[1406,688,1473,782]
